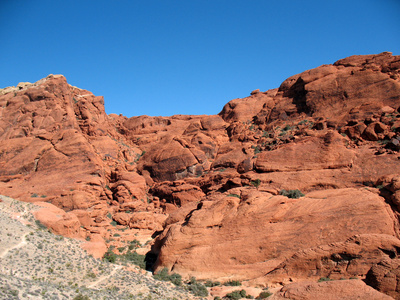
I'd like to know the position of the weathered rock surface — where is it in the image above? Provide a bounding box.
[0,52,400,298]
[269,279,394,300]
[365,258,400,299]
[152,189,397,281]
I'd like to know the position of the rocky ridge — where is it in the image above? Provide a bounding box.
[0,52,400,299]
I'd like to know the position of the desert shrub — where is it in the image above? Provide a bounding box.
[279,189,304,199]
[129,239,141,250]
[73,294,90,300]
[223,280,241,286]
[85,271,96,279]
[104,247,146,268]
[103,250,117,263]
[250,179,261,188]
[123,251,146,269]
[35,220,47,230]
[153,267,170,281]
[187,277,208,297]
[257,291,272,299]
[153,268,182,285]
[318,277,333,282]
[227,194,241,199]
[205,280,221,287]
[169,273,182,286]
[225,289,247,300]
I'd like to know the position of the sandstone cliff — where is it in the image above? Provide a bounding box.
[1,52,399,298]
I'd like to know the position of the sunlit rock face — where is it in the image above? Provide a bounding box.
[1,52,400,299]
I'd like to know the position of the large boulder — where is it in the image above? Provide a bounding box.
[270,279,393,300]
[151,188,398,282]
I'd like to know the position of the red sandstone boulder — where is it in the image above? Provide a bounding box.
[151,181,205,207]
[262,234,400,284]
[270,279,393,300]
[365,258,400,299]
[111,170,147,203]
[128,212,167,231]
[33,202,83,239]
[219,89,277,123]
[137,134,206,181]
[151,188,397,281]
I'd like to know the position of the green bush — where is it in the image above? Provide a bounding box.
[227,194,241,199]
[169,273,182,286]
[225,289,247,300]
[104,247,146,268]
[205,280,221,287]
[257,291,272,299]
[153,268,182,286]
[153,267,170,281]
[318,277,333,282]
[123,250,146,269]
[279,189,305,199]
[224,280,242,286]
[187,277,208,297]
[129,239,141,250]
[103,250,116,263]
[250,179,261,189]
[73,294,90,300]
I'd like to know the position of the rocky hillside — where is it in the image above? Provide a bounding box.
[0,195,196,299]
[0,52,400,299]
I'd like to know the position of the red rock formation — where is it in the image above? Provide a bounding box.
[365,258,400,299]
[151,189,398,281]
[270,279,393,300]
[0,52,400,298]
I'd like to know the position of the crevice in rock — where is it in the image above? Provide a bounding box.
[282,77,311,115]
[378,247,397,259]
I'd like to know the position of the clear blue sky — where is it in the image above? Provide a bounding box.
[1,1,399,117]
